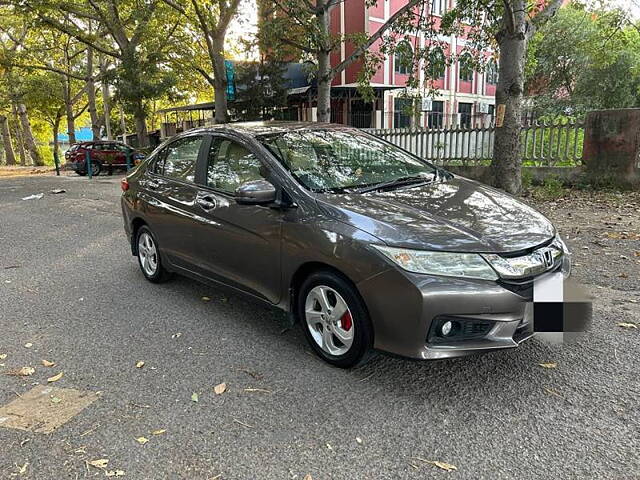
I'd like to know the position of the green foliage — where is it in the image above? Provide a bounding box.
[527,3,640,116]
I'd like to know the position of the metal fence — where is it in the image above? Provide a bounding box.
[365,118,585,167]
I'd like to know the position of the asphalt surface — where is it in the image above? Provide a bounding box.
[0,174,638,480]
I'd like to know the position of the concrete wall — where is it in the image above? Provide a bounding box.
[447,165,583,186]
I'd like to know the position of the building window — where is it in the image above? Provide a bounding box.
[458,102,472,129]
[486,59,498,85]
[459,54,474,83]
[394,40,413,75]
[427,100,444,129]
[430,0,446,16]
[394,97,413,128]
[427,48,446,80]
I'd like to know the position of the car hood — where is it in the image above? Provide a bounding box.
[316,177,555,253]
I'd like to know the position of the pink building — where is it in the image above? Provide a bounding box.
[289,0,497,129]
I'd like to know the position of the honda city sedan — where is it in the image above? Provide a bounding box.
[120,122,571,368]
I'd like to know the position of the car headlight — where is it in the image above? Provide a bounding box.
[372,245,498,281]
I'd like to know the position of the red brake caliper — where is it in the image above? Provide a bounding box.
[340,311,353,331]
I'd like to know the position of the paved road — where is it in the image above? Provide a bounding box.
[0,174,638,480]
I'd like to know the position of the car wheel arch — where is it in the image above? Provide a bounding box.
[131,218,148,255]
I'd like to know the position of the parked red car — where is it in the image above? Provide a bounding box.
[64,141,145,176]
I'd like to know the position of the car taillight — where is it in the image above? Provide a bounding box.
[121,178,129,192]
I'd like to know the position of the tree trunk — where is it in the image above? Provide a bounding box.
[52,115,61,164]
[87,47,101,140]
[12,104,26,166]
[133,99,148,147]
[0,115,17,165]
[212,36,229,124]
[101,57,113,140]
[65,79,77,145]
[17,103,44,166]
[490,0,528,194]
[317,51,332,123]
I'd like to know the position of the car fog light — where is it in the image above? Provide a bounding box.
[441,321,453,336]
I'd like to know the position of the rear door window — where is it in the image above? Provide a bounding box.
[206,138,264,193]
[154,136,203,182]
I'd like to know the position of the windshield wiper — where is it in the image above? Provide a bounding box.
[354,174,435,194]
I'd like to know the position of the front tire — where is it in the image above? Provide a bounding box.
[136,226,172,283]
[297,271,374,368]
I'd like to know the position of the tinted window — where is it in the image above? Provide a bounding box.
[158,136,202,182]
[206,139,264,193]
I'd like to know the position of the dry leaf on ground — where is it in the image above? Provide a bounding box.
[191,392,199,402]
[6,367,35,376]
[16,463,28,475]
[356,437,363,444]
[414,458,457,472]
[201,296,211,302]
[151,429,166,435]
[214,383,227,395]
[617,322,638,329]
[135,437,149,445]
[0,354,7,360]
[135,361,145,368]
[105,470,125,477]
[539,362,557,369]
[47,372,64,383]
[88,459,109,469]
[303,475,312,480]
[24,343,33,348]
[41,360,55,367]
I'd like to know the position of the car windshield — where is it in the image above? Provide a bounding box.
[259,129,436,192]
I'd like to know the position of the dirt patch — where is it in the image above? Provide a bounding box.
[0,385,98,434]
[525,189,640,292]
[0,166,58,178]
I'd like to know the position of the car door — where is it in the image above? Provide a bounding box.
[191,135,282,304]
[138,134,206,270]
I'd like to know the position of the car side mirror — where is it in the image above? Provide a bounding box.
[235,179,277,205]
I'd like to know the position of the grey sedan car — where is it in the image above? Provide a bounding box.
[121,122,571,368]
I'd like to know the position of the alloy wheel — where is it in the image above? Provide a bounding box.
[304,285,354,356]
[138,232,158,277]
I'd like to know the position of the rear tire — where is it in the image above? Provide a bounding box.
[297,270,374,368]
[135,226,173,283]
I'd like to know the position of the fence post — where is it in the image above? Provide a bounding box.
[85,149,93,179]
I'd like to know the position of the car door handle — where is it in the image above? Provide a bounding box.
[196,196,216,210]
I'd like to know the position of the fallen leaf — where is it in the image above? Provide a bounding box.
[6,366,35,377]
[191,392,199,403]
[41,359,55,367]
[16,463,28,475]
[326,443,333,450]
[171,332,182,339]
[88,459,109,469]
[0,354,7,360]
[617,322,638,329]
[356,437,363,444]
[135,361,145,368]
[47,372,64,383]
[135,436,149,445]
[303,475,312,480]
[201,296,211,302]
[539,362,557,369]
[51,396,62,404]
[24,343,33,348]
[151,429,166,435]
[214,383,227,395]
[544,387,562,397]
[243,388,272,393]
[105,470,125,477]
[634,251,640,257]
[413,458,457,472]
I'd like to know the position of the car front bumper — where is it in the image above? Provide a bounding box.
[356,257,569,360]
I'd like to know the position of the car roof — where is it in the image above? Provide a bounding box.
[183,121,356,139]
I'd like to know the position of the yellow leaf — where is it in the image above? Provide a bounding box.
[136,361,145,368]
[47,372,64,383]
[0,354,7,360]
[88,459,109,469]
[617,322,638,329]
[136,436,149,445]
[414,458,458,472]
[106,470,125,477]
[539,362,557,369]
[16,367,35,376]
[214,383,227,395]
[201,296,211,302]
[17,463,28,475]
[303,475,312,480]
[41,359,55,367]
[24,343,33,348]
[151,429,166,435]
